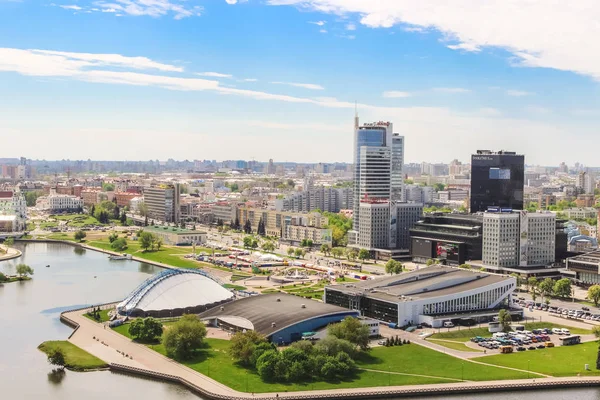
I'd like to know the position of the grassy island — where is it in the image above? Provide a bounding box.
[38,341,108,371]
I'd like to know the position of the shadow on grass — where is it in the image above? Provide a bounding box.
[355,352,384,366]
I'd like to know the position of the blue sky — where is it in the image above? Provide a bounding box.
[0,0,599,165]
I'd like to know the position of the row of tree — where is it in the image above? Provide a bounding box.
[89,200,127,225]
[519,276,573,302]
[229,317,369,383]
[138,231,163,252]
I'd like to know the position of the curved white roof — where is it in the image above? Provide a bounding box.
[118,270,234,313]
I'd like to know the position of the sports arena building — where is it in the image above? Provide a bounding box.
[325,266,519,328]
[198,293,359,344]
[117,269,234,317]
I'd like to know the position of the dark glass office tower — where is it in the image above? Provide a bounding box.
[470,150,524,212]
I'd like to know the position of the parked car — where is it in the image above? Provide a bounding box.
[528,346,536,350]
[517,346,526,351]
[552,328,562,334]
[561,328,570,335]
[536,344,545,349]
[582,306,590,311]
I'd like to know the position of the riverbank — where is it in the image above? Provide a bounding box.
[60,305,600,400]
[0,246,22,261]
[38,340,108,372]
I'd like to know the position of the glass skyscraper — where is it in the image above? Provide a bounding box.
[470,150,525,213]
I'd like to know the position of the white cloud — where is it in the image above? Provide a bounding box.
[93,0,202,19]
[309,20,326,26]
[319,29,327,33]
[525,105,550,114]
[266,0,600,81]
[59,4,82,10]
[271,81,324,90]
[382,91,411,98]
[243,78,258,82]
[506,89,534,97]
[433,87,471,93]
[101,7,116,12]
[2,47,598,165]
[345,22,356,31]
[196,71,232,78]
[225,0,237,4]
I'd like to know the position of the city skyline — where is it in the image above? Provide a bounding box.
[1,1,599,164]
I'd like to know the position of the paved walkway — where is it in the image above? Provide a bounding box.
[0,246,21,262]
[66,308,600,399]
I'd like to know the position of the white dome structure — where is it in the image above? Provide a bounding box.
[117,269,234,317]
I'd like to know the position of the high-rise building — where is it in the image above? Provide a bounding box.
[577,172,596,194]
[482,210,555,268]
[143,184,181,223]
[470,150,524,213]
[349,119,393,246]
[348,117,419,257]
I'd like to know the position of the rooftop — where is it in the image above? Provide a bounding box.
[197,293,355,337]
[327,266,512,303]
[144,225,206,235]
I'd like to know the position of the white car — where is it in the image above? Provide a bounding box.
[443,321,454,328]
[552,328,562,334]
[561,328,570,335]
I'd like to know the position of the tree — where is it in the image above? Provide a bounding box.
[243,236,253,249]
[162,314,207,360]
[0,272,7,283]
[320,244,331,256]
[113,204,120,220]
[111,238,128,251]
[328,317,370,350]
[594,325,600,370]
[108,233,119,243]
[139,231,154,252]
[144,216,148,226]
[256,350,280,381]
[25,191,43,207]
[89,204,96,217]
[426,259,435,266]
[15,263,34,279]
[4,237,14,247]
[262,241,275,253]
[233,216,240,230]
[539,278,554,302]
[589,285,600,306]
[553,278,572,299]
[102,182,115,191]
[155,238,163,251]
[498,309,512,332]
[528,277,539,294]
[385,259,403,275]
[287,247,295,257]
[458,264,471,269]
[74,230,86,242]
[47,349,66,369]
[120,211,127,225]
[138,202,148,217]
[509,273,523,289]
[128,317,163,342]
[358,249,370,262]
[243,219,252,234]
[229,330,268,366]
[294,248,304,258]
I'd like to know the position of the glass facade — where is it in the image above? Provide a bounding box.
[421,283,514,315]
[470,153,524,213]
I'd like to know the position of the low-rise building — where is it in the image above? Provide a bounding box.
[142,225,207,246]
[325,266,519,328]
[0,190,27,231]
[563,208,598,220]
[115,191,141,207]
[37,194,83,213]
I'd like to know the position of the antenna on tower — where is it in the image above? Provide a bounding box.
[354,100,359,130]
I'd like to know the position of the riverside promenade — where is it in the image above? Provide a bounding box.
[63,307,600,400]
[0,246,21,262]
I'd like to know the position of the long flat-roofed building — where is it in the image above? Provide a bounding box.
[566,251,600,285]
[325,266,518,328]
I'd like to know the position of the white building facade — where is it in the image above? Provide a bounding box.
[483,210,555,268]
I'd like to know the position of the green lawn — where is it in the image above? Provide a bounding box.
[46,232,79,242]
[428,339,483,352]
[474,341,600,377]
[223,284,247,291]
[111,325,533,392]
[83,309,111,323]
[52,214,102,227]
[148,339,453,392]
[358,345,533,381]
[38,341,107,371]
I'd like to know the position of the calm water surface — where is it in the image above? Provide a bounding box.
[2,242,600,400]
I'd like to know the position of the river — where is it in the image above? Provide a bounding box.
[1,242,600,400]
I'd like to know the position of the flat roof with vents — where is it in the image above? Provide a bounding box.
[197,293,356,337]
[327,265,511,303]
